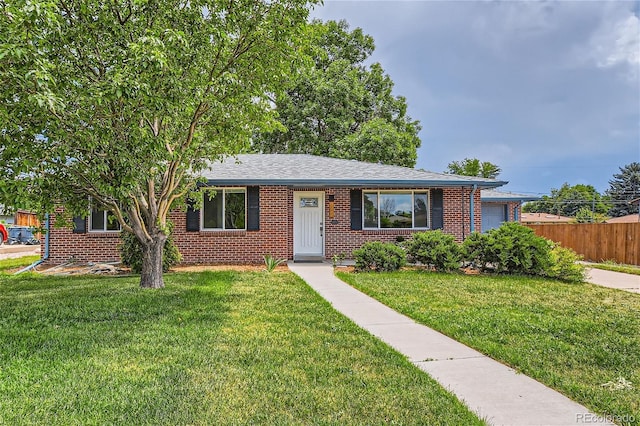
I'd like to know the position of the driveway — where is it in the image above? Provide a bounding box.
[586,267,640,294]
[0,245,41,261]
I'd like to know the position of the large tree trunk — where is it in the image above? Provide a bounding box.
[140,234,168,289]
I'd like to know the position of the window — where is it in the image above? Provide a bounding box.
[90,208,121,232]
[363,191,429,229]
[202,188,246,230]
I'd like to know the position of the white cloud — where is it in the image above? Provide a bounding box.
[586,10,640,80]
[593,13,639,67]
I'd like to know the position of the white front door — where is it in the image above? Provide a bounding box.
[293,191,324,260]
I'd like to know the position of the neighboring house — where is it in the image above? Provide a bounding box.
[46,154,506,264]
[606,214,640,224]
[520,212,573,224]
[480,189,540,231]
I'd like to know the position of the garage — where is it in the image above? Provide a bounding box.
[482,204,507,232]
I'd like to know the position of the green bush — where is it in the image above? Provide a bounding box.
[353,241,406,272]
[462,223,586,281]
[478,222,552,276]
[461,231,491,270]
[547,245,586,282]
[406,231,462,272]
[119,231,182,274]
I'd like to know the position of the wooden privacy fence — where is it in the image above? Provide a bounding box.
[15,210,40,227]
[525,223,640,266]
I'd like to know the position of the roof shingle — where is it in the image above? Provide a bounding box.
[201,154,506,188]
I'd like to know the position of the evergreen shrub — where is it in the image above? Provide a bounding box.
[353,241,406,272]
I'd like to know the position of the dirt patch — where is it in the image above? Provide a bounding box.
[38,262,129,276]
[333,265,356,273]
[174,264,289,273]
[30,262,290,276]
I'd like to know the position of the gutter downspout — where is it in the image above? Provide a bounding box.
[15,213,49,274]
[470,184,478,233]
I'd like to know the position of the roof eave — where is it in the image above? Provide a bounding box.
[482,197,541,202]
[206,179,507,188]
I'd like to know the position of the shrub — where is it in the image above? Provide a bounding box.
[406,231,462,272]
[331,252,347,267]
[461,231,491,270]
[353,241,406,272]
[482,222,552,276]
[547,245,586,282]
[119,231,182,274]
[462,224,586,281]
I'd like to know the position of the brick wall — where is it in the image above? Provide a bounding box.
[173,186,290,264]
[45,185,484,264]
[45,210,121,264]
[508,201,522,222]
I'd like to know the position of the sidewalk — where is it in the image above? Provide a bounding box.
[289,262,611,426]
[585,267,640,294]
[0,245,40,261]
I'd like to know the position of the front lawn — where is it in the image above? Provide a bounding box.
[0,271,481,425]
[0,255,40,273]
[337,271,640,425]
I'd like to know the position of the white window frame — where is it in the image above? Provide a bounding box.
[201,187,247,231]
[363,190,430,230]
[89,208,121,232]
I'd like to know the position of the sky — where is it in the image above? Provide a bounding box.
[310,0,640,196]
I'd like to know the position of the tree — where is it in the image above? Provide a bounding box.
[573,207,608,223]
[252,20,422,167]
[606,162,640,217]
[0,0,315,288]
[523,183,609,217]
[446,158,502,179]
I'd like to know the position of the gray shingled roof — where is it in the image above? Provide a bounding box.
[481,189,540,201]
[201,154,507,188]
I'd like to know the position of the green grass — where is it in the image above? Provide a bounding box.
[0,255,40,272]
[0,271,482,425]
[337,271,640,425]
[590,261,640,276]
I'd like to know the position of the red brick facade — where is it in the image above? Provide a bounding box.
[45,185,485,265]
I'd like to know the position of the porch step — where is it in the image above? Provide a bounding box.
[293,255,325,263]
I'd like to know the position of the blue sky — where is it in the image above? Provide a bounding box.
[310,1,640,196]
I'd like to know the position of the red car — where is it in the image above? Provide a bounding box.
[0,223,7,245]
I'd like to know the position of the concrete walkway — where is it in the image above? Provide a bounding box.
[289,262,611,426]
[586,267,640,294]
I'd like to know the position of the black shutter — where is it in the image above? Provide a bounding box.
[72,216,86,234]
[247,186,260,231]
[186,198,200,232]
[350,189,362,230]
[431,189,444,230]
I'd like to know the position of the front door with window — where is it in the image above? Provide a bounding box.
[293,191,324,261]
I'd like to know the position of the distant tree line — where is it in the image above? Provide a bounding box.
[444,158,639,221]
[523,162,640,221]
